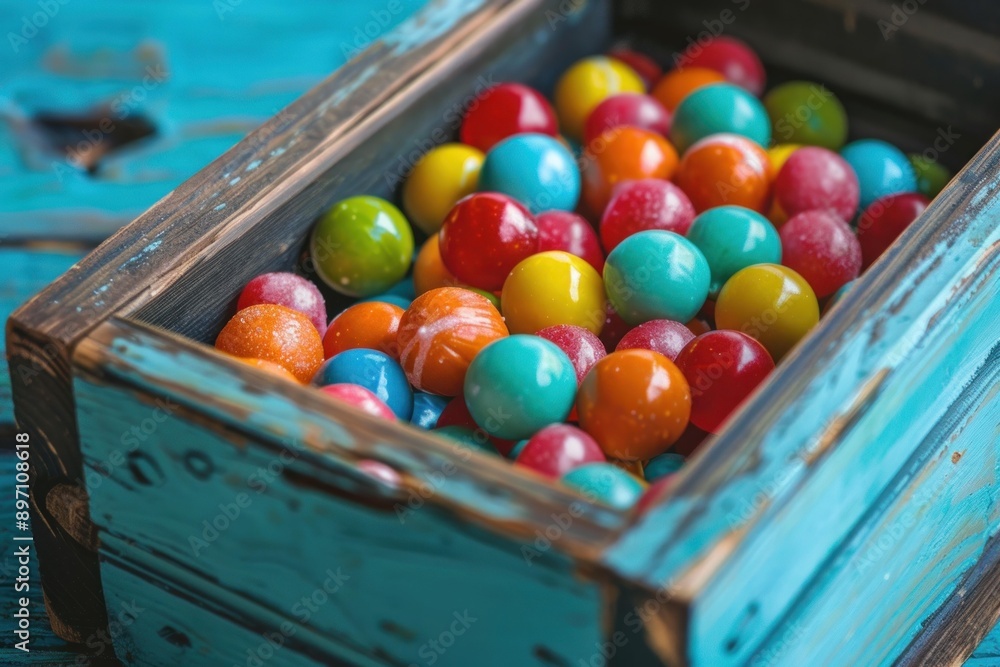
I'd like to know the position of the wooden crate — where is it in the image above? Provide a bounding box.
[8,0,1000,665]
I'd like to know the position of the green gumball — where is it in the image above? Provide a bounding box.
[764,81,848,151]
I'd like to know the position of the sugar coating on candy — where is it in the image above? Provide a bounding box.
[237,272,327,336]
[515,424,606,479]
[537,324,607,384]
[536,210,605,273]
[600,179,695,252]
[616,319,695,361]
[780,210,861,298]
[774,147,859,223]
[320,384,396,421]
[215,304,324,383]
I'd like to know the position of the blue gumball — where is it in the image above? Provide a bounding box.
[561,463,644,510]
[670,83,772,154]
[478,133,581,213]
[840,139,917,210]
[644,452,686,483]
[313,348,413,420]
[411,392,450,429]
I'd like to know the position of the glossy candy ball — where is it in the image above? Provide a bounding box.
[216,304,324,383]
[764,81,848,150]
[615,319,694,361]
[582,128,678,216]
[413,235,458,296]
[516,424,606,479]
[716,264,819,361]
[311,196,414,298]
[583,93,671,148]
[502,251,606,335]
[323,301,404,360]
[536,210,605,273]
[562,463,644,509]
[670,83,771,154]
[402,143,484,234]
[460,83,558,152]
[554,56,645,141]
[577,349,691,460]
[604,230,710,326]
[679,36,766,96]
[780,210,862,297]
[479,134,581,213]
[537,324,607,384]
[768,143,802,174]
[464,335,578,440]
[410,391,450,429]
[675,330,774,433]
[644,452,686,482]
[675,134,772,213]
[608,47,662,90]
[652,67,726,113]
[237,272,327,336]
[841,139,918,210]
[599,179,696,252]
[856,192,930,269]
[439,192,539,291]
[320,384,396,421]
[909,154,951,198]
[313,349,413,420]
[396,287,508,396]
[686,205,782,296]
[773,146,860,223]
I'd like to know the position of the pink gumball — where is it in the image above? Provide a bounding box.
[680,36,766,96]
[583,93,672,148]
[600,179,696,252]
[536,211,605,273]
[237,272,327,335]
[537,324,607,384]
[516,424,606,478]
[320,384,396,421]
[774,147,860,223]
[616,319,695,361]
[780,210,861,298]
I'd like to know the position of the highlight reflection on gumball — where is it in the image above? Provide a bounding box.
[516,424,606,479]
[577,349,691,461]
[644,452,685,482]
[773,146,859,223]
[396,287,508,396]
[536,210,605,273]
[320,384,396,421]
[679,37,766,95]
[583,93,671,148]
[439,192,538,291]
[675,134,772,213]
[460,83,558,152]
[323,301,404,360]
[216,304,324,383]
[581,127,678,215]
[554,56,645,140]
[537,324,607,384]
[313,349,413,420]
[675,330,774,433]
[651,67,726,112]
[561,463,645,510]
[478,134,581,213]
[764,81,849,150]
[686,205,782,296]
[780,210,861,298]
[841,139,917,210]
[615,319,694,361]
[856,192,930,269]
[502,251,606,335]
[411,392,450,429]
[670,83,771,154]
[599,179,695,253]
[402,143,484,234]
[237,272,327,336]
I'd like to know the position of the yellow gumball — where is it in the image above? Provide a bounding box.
[402,144,484,234]
[715,264,819,361]
[501,251,605,335]
[554,56,645,142]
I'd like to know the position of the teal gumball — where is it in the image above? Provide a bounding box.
[686,206,782,297]
[562,463,644,509]
[670,83,772,154]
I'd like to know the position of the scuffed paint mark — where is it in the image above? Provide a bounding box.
[270,147,286,158]
[214,203,226,211]
[229,176,241,186]
[383,0,488,55]
[245,160,261,171]
[121,238,163,269]
[322,64,380,113]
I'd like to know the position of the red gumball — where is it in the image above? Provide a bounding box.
[780,210,862,298]
[583,94,672,148]
[608,47,663,90]
[616,319,694,361]
[439,192,539,291]
[460,83,559,152]
[674,330,774,433]
[774,147,860,224]
[536,211,605,273]
[515,424,606,478]
[320,384,396,421]
[237,272,327,335]
[599,179,696,252]
[599,301,631,352]
[679,36,766,96]
[537,324,607,384]
[856,192,930,269]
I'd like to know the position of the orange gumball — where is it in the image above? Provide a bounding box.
[324,301,405,359]
[577,349,691,461]
[674,134,772,213]
[234,357,302,383]
[582,127,679,216]
[396,287,508,396]
[652,67,726,112]
[413,234,459,296]
[215,304,323,383]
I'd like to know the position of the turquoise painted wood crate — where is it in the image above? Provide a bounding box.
[7,0,1000,665]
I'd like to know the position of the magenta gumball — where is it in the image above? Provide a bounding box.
[583,93,672,148]
[515,423,606,478]
[774,147,860,222]
[320,384,396,421]
[856,192,930,269]
[615,319,695,361]
[680,36,766,96]
[780,210,862,298]
[237,272,327,335]
[536,210,606,273]
[537,324,607,384]
[600,179,696,252]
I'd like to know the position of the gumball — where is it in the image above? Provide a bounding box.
[311,196,414,297]
[320,384,396,421]
[607,47,662,90]
[507,439,529,460]
[413,235,458,296]
[675,330,774,433]
[909,154,951,198]
[764,81,848,150]
[554,56,645,141]
[439,192,538,291]
[478,134,580,213]
[537,324,607,384]
[716,264,819,361]
[674,134,771,213]
[773,146,860,223]
[233,357,301,383]
[402,143,484,234]
[323,301,404,359]
[780,210,862,297]
[216,304,324,383]
[686,205,782,296]
[237,272,327,336]
[460,83,558,152]
[577,349,691,460]
[856,192,930,269]
[411,391,450,429]
[840,139,918,210]
[314,349,413,420]
[562,463,644,509]
[604,230,710,326]
[516,424,606,478]
[536,210,605,273]
[583,93,671,148]
[599,301,631,352]
[464,335,577,440]
[616,319,694,361]
[644,452,685,482]
[581,127,679,216]
[651,67,726,113]
[599,179,695,252]
[356,459,402,488]
[396,287,508,396]
[434,426,499,455]
[502,251,605,335]
[679,36,766,96]
[670,83,771,154]
[768,144,802,174]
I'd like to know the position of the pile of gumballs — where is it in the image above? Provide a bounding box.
[213,36,946,511]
